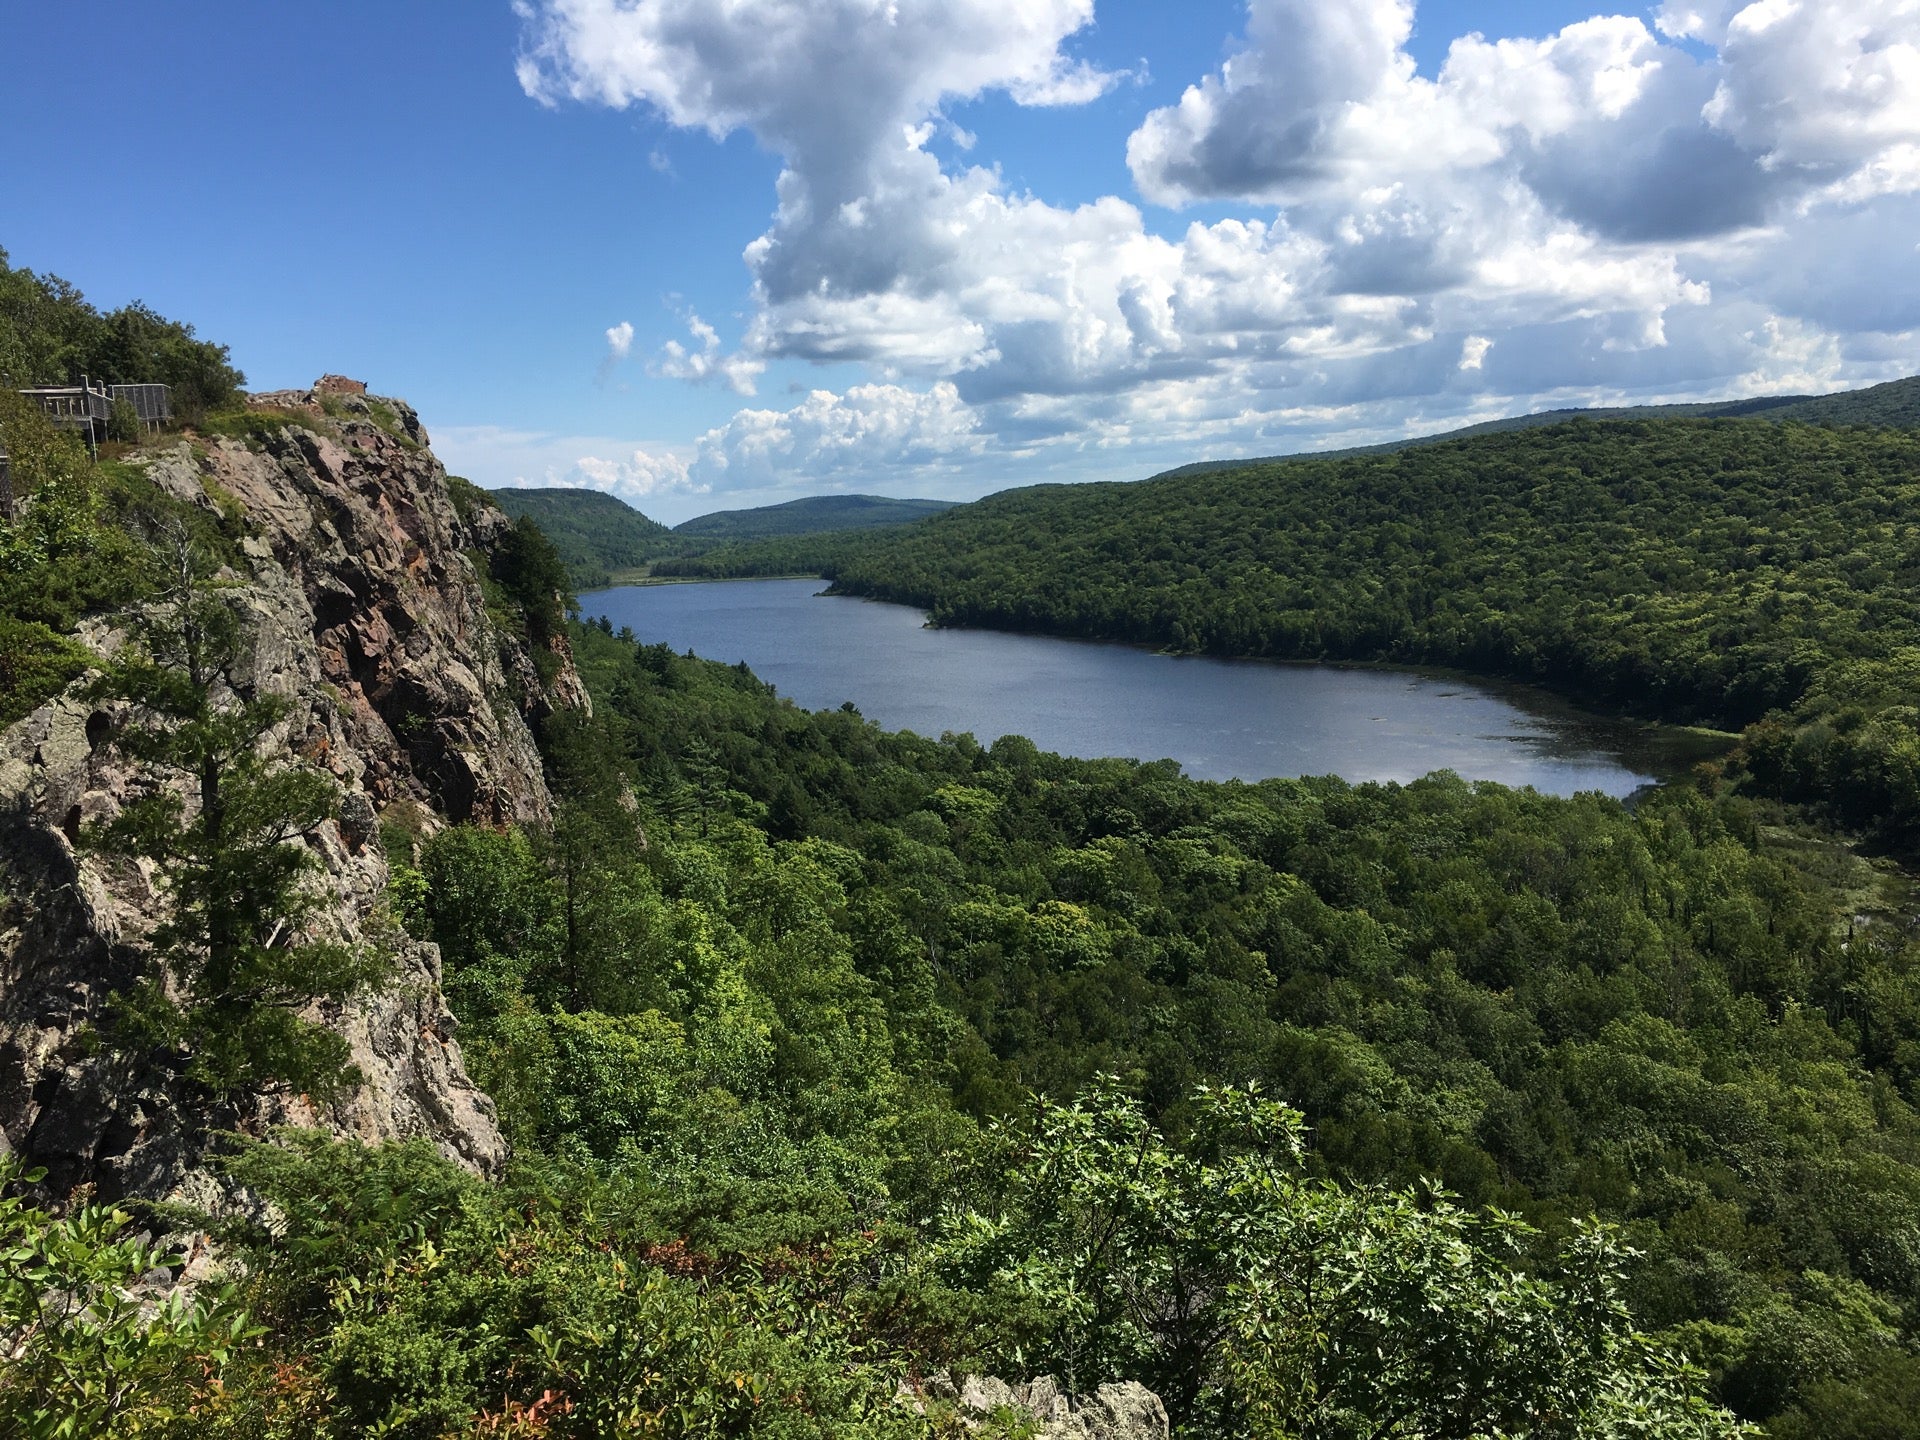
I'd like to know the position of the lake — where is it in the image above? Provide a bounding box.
[581,579,1705,797]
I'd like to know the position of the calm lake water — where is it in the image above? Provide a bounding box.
[582,579,1697,797]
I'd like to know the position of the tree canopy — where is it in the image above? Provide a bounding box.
[0,246,243,414]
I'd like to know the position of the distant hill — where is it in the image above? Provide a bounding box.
[493,377,1919,584]
[488,487,673,589]
[1152,374,1920,480]
[1762,374,1920,427]
[673,494,957,542]
[485,487,957,588]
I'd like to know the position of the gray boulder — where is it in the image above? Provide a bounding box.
[899,1372,1169,1440]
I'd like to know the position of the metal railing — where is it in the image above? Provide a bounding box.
[13,377,172,452]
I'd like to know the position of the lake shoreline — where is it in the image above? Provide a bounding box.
[580,578,1703,796]
[585,575,1737,783]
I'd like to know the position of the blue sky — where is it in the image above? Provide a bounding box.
[2,1,1914,523]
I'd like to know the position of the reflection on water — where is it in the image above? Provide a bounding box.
[582,579,1722,798]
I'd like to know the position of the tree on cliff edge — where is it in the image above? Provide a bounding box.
[86,531,387,1100]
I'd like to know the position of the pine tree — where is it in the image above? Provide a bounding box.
[85,531,387,1099]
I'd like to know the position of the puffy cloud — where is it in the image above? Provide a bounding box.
[599,320,635,384]
[685,379,983,489]
[432,423,703,510]
[521,380,986,512]
[515,0,1117,136]
[515,0,1920,500]
[518,0,1739,411]
[571,447,701,501]
[1130,0,1920,238]
[1125,0,1463,206]
[650,312,765,395]
[1704,0,1920,176]
[515,0,1149,383]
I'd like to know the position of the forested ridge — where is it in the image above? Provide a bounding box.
[668,416,1920,845]
[1148,374,1920,478]
[726,419,1920,729]
[489,485,677,589]
[487,487,956,591]
[10,256,1920,1436]
[672,493,957,541]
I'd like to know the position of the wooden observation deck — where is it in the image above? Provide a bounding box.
[14,379,172,449]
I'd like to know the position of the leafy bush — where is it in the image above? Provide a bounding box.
[0,1158,257,1438]
[444,473,494,527]
[106,396,143,445]
[0,617,89,725]
[0,248,242,412]
[941,1081,1750,1437]
[193,406,311,445]
[493,517,571,645]
[488,515,575,685]
[209,1135,962,1439]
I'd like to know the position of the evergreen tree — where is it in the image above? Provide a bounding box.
[86,531,387,1099]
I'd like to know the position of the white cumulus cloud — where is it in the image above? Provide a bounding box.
[572,447,701,501]
[650,312,765,395]
[1128,0,1920,236]
[543,380,986,511]
[515,0,1920,499]
[687,379,983,488]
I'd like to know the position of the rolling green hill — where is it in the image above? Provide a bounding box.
[1764,373,1920,427]
[1153,374,1920,479]
[673,493,956,541]
[486,487,955,587]
[679,414,1920,844]
[488,485,674,588]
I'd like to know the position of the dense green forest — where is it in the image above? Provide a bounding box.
[36,582,1902,1435]
[13,265,1920,1434]
[665,417,1920,846]
[86,606,1917,1437]
[674,493,957,542]
[0,247,244,419]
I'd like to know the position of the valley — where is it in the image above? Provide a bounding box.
[3,246,1919,1438]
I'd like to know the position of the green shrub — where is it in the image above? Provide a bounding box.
[364,397,418,449]
[194,407,308,445]
[0,617,90,724]
[106,396,143,445]
[210,1135,953,1439]
[443,473,494,526]
[0,1157,258,1438]
[941,1081,1751,1438]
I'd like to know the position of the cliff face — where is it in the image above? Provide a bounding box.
[0,388,576,1204]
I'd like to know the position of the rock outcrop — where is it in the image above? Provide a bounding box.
[899,1374,1170,1440]
[0,387,580,1205]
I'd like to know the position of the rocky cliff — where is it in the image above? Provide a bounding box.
[0,383,578,1206]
